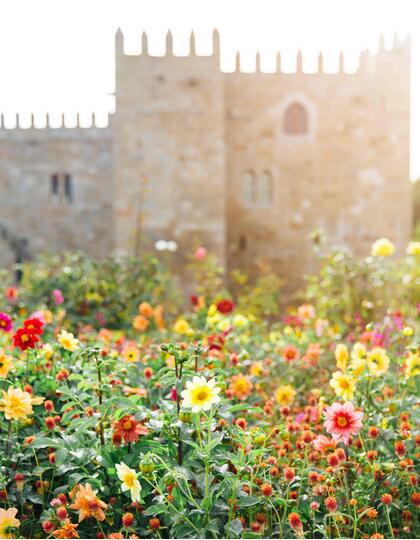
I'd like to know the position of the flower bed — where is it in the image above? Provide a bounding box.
[0,241,419,539]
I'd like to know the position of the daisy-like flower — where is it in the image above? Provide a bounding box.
[0,507,20,539]
[371,238,395,257]
[329,371,355,401]
[229,374,253,400]
[69,483,107,522]
[0,351,14,378]
[312,435,338,453]
[173,318,193,336]
[351,342,367,360]
[181,376,221,413]
[0,312,12,333]
[324,401,363,444]
[367,347,390,376]
[116,462,141,502]
[405,350,419,378]
[57,330,79,352]
[335,344,348,372]
[122,344,140,363]
[113,415,148,445]
[274,384,296,405]
[0,386,44,421]
[407,241,420,256]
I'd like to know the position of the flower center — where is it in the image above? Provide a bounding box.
[337,415,348,427]
[124,473,136,487]
[123,421,133,431]
[196,389,209,402]
[21,334,29,343]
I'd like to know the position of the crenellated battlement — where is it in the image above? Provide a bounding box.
[117,29,410,76]
[0,112,112,131]
[0,30,410,132]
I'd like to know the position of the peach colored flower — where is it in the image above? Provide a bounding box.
[69,483,107,522]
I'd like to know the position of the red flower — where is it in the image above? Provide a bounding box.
[216,299,235,314]
[288,512,303,531]
[23,317,44,335]
[261,483,273,497]
[149,518,161,530]
[325,496,338,512]
[122,512,134,528]
[13,327,40,351]
[284,467,295,482]
[381,493,392,505]
[113,415,148,444]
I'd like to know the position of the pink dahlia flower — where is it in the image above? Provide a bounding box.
[0,312,12,332]
[323,401,363,445]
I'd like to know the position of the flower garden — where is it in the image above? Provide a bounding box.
[0,239,419,539]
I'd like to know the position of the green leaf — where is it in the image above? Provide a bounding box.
[30,437,60,449]
[143,503,168,516]
[225,518,243,538]
[236,495,260,507]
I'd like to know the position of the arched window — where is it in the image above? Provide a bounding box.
[259,170,273,205]
[243,170,256,204]
[283,102,308,135]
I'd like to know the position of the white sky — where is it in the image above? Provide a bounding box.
[0,0,419,178]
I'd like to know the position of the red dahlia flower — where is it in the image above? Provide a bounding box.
[113,415,148,444]
[216,299,234,314]
[13,327,40,350]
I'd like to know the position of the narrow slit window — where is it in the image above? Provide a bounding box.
[51,174,59,196]
[259,170,274,205]
[64,174,73,203]
[243,170,256,204]
[49,173,74,204]
[239,234,247,251]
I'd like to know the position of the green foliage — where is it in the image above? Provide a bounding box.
[9,252,181,329]
[304,242,420,328]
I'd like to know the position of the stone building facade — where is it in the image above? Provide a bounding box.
[0,31,412,288]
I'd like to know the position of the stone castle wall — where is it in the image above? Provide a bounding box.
[0,125,113,266]
[0,31,412,289]
[225,38,411,289]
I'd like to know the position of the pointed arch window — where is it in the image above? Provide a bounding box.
[283,102,308,135]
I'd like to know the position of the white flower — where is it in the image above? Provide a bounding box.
[181,376,221,413]
[116,461,141,502]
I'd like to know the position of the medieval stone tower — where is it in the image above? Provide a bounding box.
[0,30,412,289]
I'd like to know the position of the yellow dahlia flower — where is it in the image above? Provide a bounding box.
[274,384,296,405]
[57,330,79,352]
[0,386,44,421]
[329,371,355,401]
[367,347,390,376]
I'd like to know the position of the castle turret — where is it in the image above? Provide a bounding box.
[112,29,226,279]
